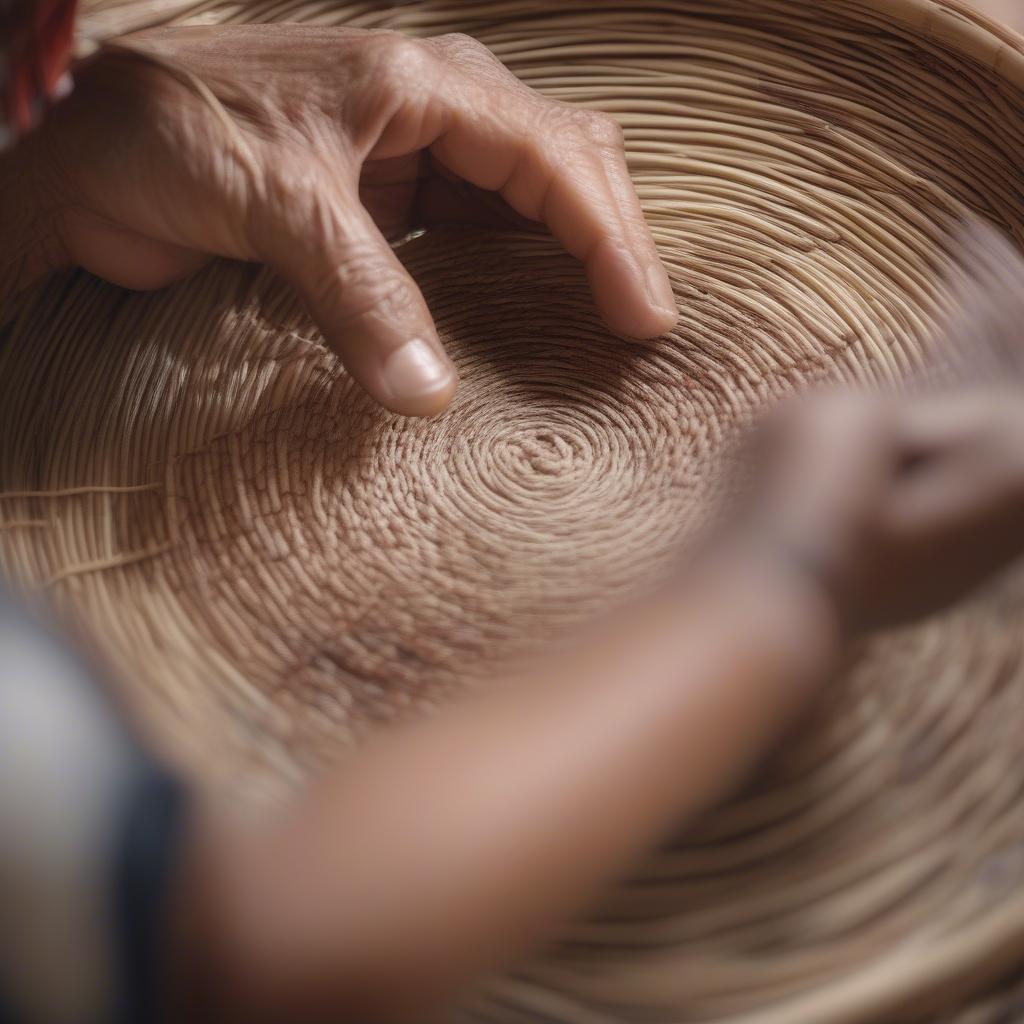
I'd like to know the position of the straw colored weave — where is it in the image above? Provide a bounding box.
[4,1,1024,1020]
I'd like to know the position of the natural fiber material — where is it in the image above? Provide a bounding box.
[4,1,1024,1020]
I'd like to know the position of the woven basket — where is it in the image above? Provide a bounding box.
[4,1,1024,1020]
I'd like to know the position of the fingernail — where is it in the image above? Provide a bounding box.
[645,262,678,319]
[382,337,455,410]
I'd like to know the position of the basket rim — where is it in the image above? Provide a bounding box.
[862,0,1024,91]
[76,0,1024,92]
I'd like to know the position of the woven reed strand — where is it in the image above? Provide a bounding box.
[4,1,1024,1020]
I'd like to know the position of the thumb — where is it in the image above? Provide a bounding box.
[269,190,458,417]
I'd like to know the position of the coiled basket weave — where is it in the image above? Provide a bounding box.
[4,0,1024,1020]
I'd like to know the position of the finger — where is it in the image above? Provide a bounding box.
[578,127,678,336]
[416,37,676,338]
[877,458,1024,607]
[892,390,1024,471]
[874,393,1024,596]
[437,109,676,338]
[264,188,457,418]
[892,392,1002,469]
[883,422,1024,548]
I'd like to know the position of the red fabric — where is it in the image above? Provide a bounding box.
[1,0,78,142]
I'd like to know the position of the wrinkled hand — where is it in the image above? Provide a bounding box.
[737,389,1024,634]
[21,24,677,415]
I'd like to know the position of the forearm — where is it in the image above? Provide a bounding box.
[177,540,841,1022]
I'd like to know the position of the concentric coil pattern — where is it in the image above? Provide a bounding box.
[5,1,1024,1020]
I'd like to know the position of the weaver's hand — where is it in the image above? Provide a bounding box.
[739,389,1024,635]
[15,24,676,415]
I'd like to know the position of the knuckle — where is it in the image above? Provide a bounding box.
[543,100,583,130]
[546,103,623,150]
[325,255,417,326]
[431,31,493,60]
[372,32,437,81]
[364,33,443,109]
[428,32,515,88]
[584,110,626,150]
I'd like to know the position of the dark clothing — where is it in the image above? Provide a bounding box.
[0,589,186,1023]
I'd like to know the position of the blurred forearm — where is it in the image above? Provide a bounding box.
[175,539,840,1023]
